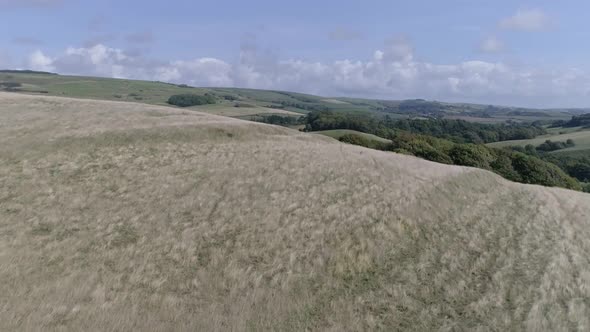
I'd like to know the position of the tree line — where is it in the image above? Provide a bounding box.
[248,114,304,126]
[304,111,547,144]
[167,94,217,107]
[551,113,590,128]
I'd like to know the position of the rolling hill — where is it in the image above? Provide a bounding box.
[0,70,583,122]
[1,92,590,331]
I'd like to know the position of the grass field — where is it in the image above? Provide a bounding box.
[0,72,204,105]
[447,114,574,123]
[0,72,305,118]
[314,129,392,143]
[2,92,590,330]
[488,127,590,155]
[190,104,302,117]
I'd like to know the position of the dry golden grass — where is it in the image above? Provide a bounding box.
[1,92,590,331]
[192,104,303,117]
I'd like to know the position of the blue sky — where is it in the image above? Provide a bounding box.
[2,0,590,107]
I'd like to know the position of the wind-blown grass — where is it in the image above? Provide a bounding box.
[1,92,589,331]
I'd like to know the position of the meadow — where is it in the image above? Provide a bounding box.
[488,127,590,155]
[1,92,590,330]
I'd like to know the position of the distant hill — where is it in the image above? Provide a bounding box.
[0,70,582,122]
[1,92,590,330]
[560,113,590,128]
[0,69,58,75]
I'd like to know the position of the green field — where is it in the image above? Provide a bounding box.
[314,129,391,143]
[488,127,590,155]
[0,72,204,105]
[0,72,308,118]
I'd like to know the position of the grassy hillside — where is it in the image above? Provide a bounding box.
[314,129,392,143]
[488,127,590,154]
[1,92,590,330]
[0,71,583,123]
[0,71,302,118]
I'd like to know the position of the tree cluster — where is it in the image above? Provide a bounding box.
[304,111,547,144]
[535,139,575,152]
[249,115,304,126]
[167,94,217,107]
[552,114,590,128]
[339,132,581,191]
[508,144,590,189]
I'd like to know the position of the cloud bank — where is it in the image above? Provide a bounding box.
[25,40,590,108]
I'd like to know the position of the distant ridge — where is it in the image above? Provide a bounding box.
[0,69,58,75]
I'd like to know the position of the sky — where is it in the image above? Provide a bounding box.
[1,0,590,107]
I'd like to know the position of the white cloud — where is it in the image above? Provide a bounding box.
[22,42,590,107]
[28,50,54,72]
[156,58,233,87]
[500,9,551,31]
[479,36,504,53]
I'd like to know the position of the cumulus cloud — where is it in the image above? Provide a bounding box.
[479,36,504,53]
[156,58,233,87]
[500,9,551,31]
[23,42,590,107]
[28,50,54,72]
[25,44,232,87]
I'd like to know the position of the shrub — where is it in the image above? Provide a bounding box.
[448,144,494,169]
[252,115,304,127]
[167,94,217,107]
[0,82,22,88]
[536,140,574,152]
[510,153,581,190]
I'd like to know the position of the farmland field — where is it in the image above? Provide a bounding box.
[488,127,590,155]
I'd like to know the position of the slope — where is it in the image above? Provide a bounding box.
[1,92,589,331]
